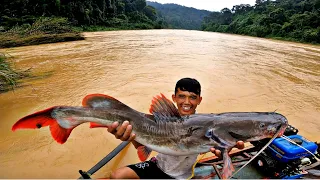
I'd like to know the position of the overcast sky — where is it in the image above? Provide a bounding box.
[151,0,257,11]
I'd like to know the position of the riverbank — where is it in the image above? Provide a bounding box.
[0,16,162,49]
[0,25,159,48]
[0,53,30,93]
[0,17,85,48]
[0,32,84,48]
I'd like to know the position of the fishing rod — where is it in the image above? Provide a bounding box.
[78,141,130,179]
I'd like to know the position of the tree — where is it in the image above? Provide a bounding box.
[220,8,232,25]
[202,0,320,43]
[232,4,253,14]
[134,0,146,11]
[269,8,287,24]
[116,0,125,14]
[143,5,157,21]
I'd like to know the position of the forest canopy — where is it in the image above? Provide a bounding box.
[202,0,320,43]
[0,0,164,30]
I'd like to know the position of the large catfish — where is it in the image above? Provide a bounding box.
[12,93,288,179]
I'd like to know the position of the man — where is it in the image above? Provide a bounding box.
[107,78,244,178]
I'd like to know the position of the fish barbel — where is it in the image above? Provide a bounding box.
[12,93,288,179]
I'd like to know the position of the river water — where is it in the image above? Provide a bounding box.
[0,30,319,178]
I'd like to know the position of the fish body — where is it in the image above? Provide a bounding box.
[12,93,288,179]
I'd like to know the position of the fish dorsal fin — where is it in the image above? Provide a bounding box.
[149,93,182,122]
[82,94,132,112]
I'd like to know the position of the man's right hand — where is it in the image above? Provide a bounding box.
[107,121,136,141]
[209,141,245,157]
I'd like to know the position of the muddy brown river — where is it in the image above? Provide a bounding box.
[0,30,319,178]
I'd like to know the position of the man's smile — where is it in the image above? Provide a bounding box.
[182,106,191,111]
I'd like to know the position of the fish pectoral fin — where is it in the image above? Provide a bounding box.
[137,146,152,161]
[222,149,235,179]
[89,122,108,128]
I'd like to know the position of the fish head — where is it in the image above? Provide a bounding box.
[264,113,288,137]
[206,112,288,143]
[230,112,288,142]
[259,112,288,138]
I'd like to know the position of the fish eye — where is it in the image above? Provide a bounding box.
[259,123,265,129]
[205,129,213,138]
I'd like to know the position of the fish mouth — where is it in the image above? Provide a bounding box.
[277,124,288,137]
[272,113,288,137]
[228,131,252,140]
[278,116,289,137]
[268,124,287,138]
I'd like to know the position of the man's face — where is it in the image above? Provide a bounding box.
[172,88,202,116]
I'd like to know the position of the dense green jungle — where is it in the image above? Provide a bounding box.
[0,0,319,92]
[202,0,320,44]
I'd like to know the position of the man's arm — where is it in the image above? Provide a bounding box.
[107,121,142,149]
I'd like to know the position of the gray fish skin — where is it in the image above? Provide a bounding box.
[12,94,288,179]
[48,108,287,156]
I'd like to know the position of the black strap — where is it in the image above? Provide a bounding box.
[78,141,130,179]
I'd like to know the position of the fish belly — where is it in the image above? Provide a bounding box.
[135,137,207,156]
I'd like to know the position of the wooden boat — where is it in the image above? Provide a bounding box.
[78,125,320,179]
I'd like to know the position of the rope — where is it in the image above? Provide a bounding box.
[187,153,207,180]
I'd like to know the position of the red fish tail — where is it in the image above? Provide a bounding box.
[12,106,74,144]
[12,107,56,131]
